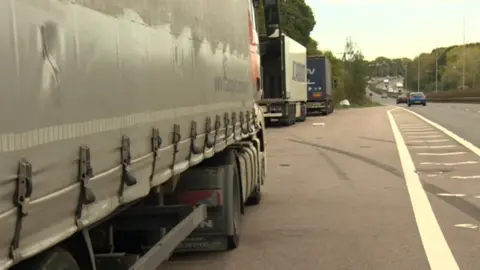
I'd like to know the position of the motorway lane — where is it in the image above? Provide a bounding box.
[367,86,396,105]
[390,108,480,270]
[406,103,480,148]
[164,107,430,270]
[372,77,480,148]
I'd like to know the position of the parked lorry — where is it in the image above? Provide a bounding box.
[306,56,334,115]
[0,0,270,269]
[258,33,308,126]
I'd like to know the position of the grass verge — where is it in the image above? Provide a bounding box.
[336,97,383,110]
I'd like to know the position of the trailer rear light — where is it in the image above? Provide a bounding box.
[177,190,223,207]
[312,92,321,97]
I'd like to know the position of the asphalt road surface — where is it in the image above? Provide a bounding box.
[370,83,480,148]
[163,105,480,270]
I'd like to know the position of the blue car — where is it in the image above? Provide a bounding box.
[407,92,426,106]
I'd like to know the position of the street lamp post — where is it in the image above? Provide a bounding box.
[417,57,420,92]
[462,16,466,88]
[435,50,438,92]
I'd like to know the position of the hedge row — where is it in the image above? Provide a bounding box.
[425,89,480,98]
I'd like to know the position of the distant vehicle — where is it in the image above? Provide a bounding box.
[381,93,388,99]
[396,94,408,104]
[306,56,335,115]
[383,79,389,83]
[259,33,308,125]
[408,92,427,106]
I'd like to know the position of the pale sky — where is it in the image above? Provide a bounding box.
[306,0,480,60]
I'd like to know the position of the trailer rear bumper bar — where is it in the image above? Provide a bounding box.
[306,102,325,109]
[263,113,283,117]
[127,204,207,270]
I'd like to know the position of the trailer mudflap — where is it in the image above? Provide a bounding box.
[128,204,206,270]
[112,205,203,230]
[96,204,206,270]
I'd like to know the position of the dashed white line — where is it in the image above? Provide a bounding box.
[417,152,466,156]
[408,139,449,143]
[411,145,456,149]
[451,175,480,180]
[454,224,479,230]
[400,108,480,157]
[402,128,435,131]
[420,161,478,166]
[436,193,466,197]
[404,132,440,135]
[387,109,459,270]
[400,124,431,128]
[408,135,443,138]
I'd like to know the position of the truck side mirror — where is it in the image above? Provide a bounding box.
[252,0,260,8]
[333,79,338,88]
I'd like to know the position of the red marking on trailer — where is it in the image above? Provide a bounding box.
[177,190,223,206]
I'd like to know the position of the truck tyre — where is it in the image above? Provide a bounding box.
[282,104,295,126]
[321,108,328,116]
[246,185,261,205]
[227,164,242,249]
[328,101,334,114]
[12,247,80,270]
[247,155,265,206]
[289,104,296,125]
[297,103,307,122]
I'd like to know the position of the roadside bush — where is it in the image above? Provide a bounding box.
[426,89,480,98]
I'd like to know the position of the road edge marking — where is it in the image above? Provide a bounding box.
[399,107,480,157]
[387,109,459,270]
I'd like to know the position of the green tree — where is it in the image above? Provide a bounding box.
[255,0,321,55]
[368,42,480,92]
[342,37,368,104]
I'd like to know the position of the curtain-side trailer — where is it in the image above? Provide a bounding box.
[0,0,271,269]
[306,56,334,115]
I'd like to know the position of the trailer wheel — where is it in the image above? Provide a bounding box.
[246,158,264,206]
[227,167,242,249]
[12,247,80,270]
[246,184,262,205]
[297,103,307,122]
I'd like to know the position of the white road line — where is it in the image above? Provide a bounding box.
[411,145,456,149]
[403,128,435,131]
[420,161,478,166]
[400,107,480,157]
[451,175,480,180]
[400,125,432,129]
[436,193,466,197]
[408,135,443,138]
[399,123,430,126]
[404,132,440,135]
[387,109,459,270]
[454,224,479,230]
[408,139,449,143]
[417,152,466,156]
